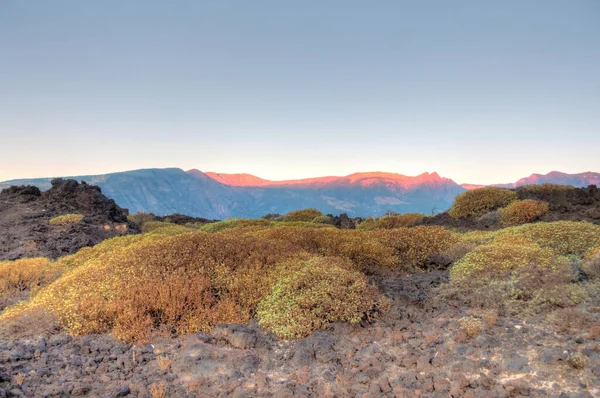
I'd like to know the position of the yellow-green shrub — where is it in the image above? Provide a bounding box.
[369,226,460,267]
[49,214,84,226]
[500,200,549,225]
[127,212,155,226]
[495,221,600,256]
[312,215,333,224]
[449,240,556,281]
[358,213,425,230]
[282,208,323,222]
[257,257,386,339]
[449,187,517,219]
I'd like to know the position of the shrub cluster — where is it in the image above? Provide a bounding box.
[500,199,549,225]
[369,226,460,268]
[127,212,155,226]
[358,213,425,230]
[257,257,386,339]
[0,258,62,310]
[282,208,323,222]
[449,240,555,281]
[49,214,84,226]
[449,187,517,219]
[495,221,600,256]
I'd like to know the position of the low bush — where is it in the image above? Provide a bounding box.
[1,232,307,342]
[49,214,84,226]
[495,221,600,257]
[312,215,334,224]
[0,258,62,310]
[442,259,588,316]
[357,213,425,230]
[282,208,323,222]
[257,257,386,339]
[449,240,555,281]
[251,227,396,272]
[449,187,517,219]
[369,226,460,268]
[499,200,549,225]
[128,212,155,226]
[583,246,600,279]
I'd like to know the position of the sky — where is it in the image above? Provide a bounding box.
[1,1,599,185]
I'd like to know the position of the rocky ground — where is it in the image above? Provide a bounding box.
[1,270,599,398]
[0,180,139,261]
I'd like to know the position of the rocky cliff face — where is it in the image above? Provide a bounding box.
[0,179,140,261]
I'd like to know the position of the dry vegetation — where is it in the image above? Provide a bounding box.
[449,187,517,219]
[2,189,599,345]
[499,199,549,225]
[357,213,425,230]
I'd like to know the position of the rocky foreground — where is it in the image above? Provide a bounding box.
[1,271,599,398]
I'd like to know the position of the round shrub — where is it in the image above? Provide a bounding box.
[449,188,517,219]
[49,214,84,226]
[257,257,385,339]
[449,240,556,281]
[495,221,600,257]
[282,208,323,222]
[312,215,334,224]
[369,226,460,268]
[500,200,549,225]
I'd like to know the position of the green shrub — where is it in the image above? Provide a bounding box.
[449,187,517,219]
[282,208,323,222]
[495,221,600,257]
[449,240,556,281]
[49,214,84,226]
[500,200,549,225]
[257,257,386,339]
[127,212,155,226]
[312,215,334,224]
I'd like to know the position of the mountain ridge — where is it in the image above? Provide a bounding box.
[1,169,598,219]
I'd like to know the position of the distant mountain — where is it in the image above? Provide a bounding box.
[1,168,466,218]
[461,171,600,190]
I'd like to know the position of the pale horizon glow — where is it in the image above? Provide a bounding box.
[1,1,599,185]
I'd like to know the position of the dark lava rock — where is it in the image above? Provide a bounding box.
[0,179,140,260]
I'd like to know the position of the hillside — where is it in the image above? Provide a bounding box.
[461,171,600,190]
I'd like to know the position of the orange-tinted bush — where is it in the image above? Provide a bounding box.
[500,199,549,225]
[250,227,396,271]
[369,226,460,268]
[449,187,517,219]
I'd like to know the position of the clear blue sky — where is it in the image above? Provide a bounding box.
[1,1,599,184]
